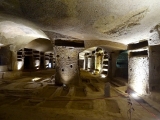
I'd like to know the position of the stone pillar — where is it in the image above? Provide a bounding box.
[9,50,23,71]
[0,45,12,71]
[90,51,95,72]
[33,50,40,70]
[39,52,45,69]
[83,53,88,70]
[54,46,83,86]
[129,55,149,95]
[95,52,103,73]
[8,45,18,70]
[49,59,53,68]
[128,41,149,95]
[87,55,91,71]
[53,58,56,68]
[34,59,40,70]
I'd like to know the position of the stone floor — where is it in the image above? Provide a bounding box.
[0,69,159,120]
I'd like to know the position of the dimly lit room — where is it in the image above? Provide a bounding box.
[0,0,160,120]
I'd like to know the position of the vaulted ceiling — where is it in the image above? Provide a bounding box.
[0,0,160,51]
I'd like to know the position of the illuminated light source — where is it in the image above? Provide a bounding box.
[49,63,52,68]
[66,47,74,49]
[101,74,106,78]
[93,69,99,75]
[60,73,74,84]
[45,60,50,69]
[32,77,41,82]
[35,64,39,70]
[17,61,23,70]
[102,69,108,71]
[35,60,40,67]
[131,93,138,98]
[88,57,91,70]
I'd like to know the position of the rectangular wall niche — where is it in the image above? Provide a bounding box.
[127,40,148,50]
[128,40,149,95]
[129,56,149,95]
[129,50,148,57]
[129,44,160,94]
[55,39,84,48]
[17,48,54,71]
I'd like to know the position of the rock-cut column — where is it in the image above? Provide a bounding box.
[90,51,95,72]
[95,52,103,73]
[83,53,88,70]
[54,39,84,86]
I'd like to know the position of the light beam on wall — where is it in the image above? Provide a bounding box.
[45,60,49,68]
[35,60,40,66]
[49,63,52,68]
[17,61,23,70]
[129,57,149,95]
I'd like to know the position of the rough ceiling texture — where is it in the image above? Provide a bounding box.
[0,0,160,49]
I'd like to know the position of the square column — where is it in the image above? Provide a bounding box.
[54,39,84,86]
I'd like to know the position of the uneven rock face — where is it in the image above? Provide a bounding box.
[3,0,158,44]
[129,57,149,95]
[0,0,22,15]
[93,7,148,35]
[0,45,11,65]
[149,24,160,45]
[54,46,83,85]
[19,0,77,19]
[1,0,160,45]
[149,46,160,85]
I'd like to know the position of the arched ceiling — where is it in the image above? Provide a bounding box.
[0,0,160,47]
[0,14,48,39]
[0,14,49,51]
[79,44,125,60]
[25,38,53,52]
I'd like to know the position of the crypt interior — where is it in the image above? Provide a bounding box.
[0,0,160,120]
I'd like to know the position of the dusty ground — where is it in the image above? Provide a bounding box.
[0,69,159,120]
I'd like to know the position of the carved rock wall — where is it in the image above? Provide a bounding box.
[129,56,149,94]
[54,46,83,85]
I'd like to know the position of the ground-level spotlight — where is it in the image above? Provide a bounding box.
[32,77,41,82]
[131,93,138,98]
[101,74,106,78]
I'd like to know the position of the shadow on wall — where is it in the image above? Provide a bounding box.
[0,45,12,71]
[115,50,128,79]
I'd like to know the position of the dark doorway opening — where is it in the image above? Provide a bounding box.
[40,57,45,69]
[115,51,128,79]
[24,56,34,71]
